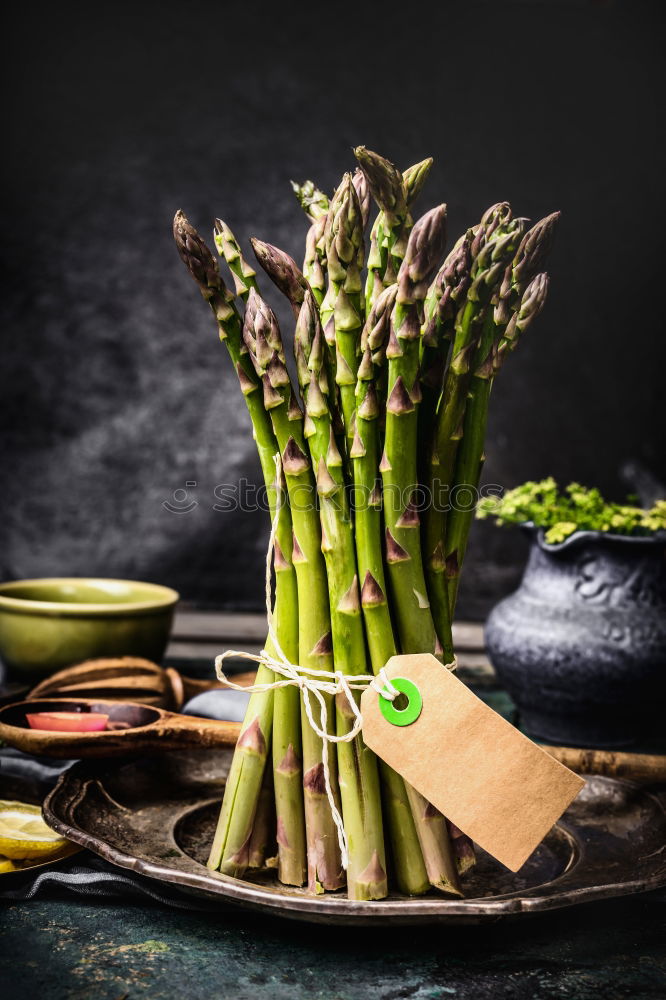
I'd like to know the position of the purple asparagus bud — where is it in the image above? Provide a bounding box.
[250,238,309,315]
[396,204,448,305]
[352,167,371,230]
[173,210,223,299]
[353,146,407,221]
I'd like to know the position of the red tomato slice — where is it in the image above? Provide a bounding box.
[26,712,109,733]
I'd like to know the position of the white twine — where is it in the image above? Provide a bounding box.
[214,455,448,870]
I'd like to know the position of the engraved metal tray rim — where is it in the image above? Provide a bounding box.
[43,751,666,925]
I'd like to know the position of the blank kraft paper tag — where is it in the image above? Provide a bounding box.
[361,654,585,872]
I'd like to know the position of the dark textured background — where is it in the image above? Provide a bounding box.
[2,0,664,616]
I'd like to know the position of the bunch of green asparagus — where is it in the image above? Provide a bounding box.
[173,146,557,899]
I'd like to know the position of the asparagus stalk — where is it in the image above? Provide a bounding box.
[173,212,293,878]
[418,233,472,490]
[252,229,345,445]
[443,213,559,612]
[404,789,462,895]
[291,179,329,221]
[352,167,371,231]
[295,291,388,901]
[247,759,277,869]
[213,219,258,300]
[355,150,432,316]
[382,205,449,658]
[499,272,550,360]
[250,238,309,317]
[445,273,551,613]
[303,215,327,306]
[356,286,461,896]
[355,146,410,314]
[242,288,344,892]
[305,214,348,439]
[173,213,273,490]
[354,286,399,671]
[423,206,527,648]
[447,820,477,875]
[378,212,477,886]
[494,212,560,328]
[210,216,307,885]
[319,174,366,449]
[293,182,329,314]
[269,472,306,885]
[402,157,434,207]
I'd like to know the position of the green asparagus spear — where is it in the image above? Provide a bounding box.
[295,290,388,901]
[418,233,472,491]
[423,206,527,648]
[402,157,434,207]
[213,218,257,300]
[319,174,366,451]
[242,288,344,892]
[209,214,307,884]
[352,166,371,230]
[442,212,559,612]
[270,465,307,886]
[354,146,410,314]
[250,238,309,317]
[382,204,448,658]
[445,272,551,612]
[247,759,277,869]
[494,212,560,328]
[356,285,461,895]
[355,150,433,317]
[355,285,398,671]
[173,211,294,879]
[303,215,328,307]
[291,179,329,220]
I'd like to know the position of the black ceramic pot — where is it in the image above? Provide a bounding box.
[485,528,666,748]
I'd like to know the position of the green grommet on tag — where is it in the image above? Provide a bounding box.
[379,676,422,727]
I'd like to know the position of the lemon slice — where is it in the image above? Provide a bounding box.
[0,800,71,860]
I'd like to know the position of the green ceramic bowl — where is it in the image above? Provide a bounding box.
[0,578,179,679]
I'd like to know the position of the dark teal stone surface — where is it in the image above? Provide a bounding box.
[1,893,665,1000]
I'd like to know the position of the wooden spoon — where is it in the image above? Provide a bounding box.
[0,697,241,758]
[542,744,666,784]
[5,693,664,783]
[29,657,257,710]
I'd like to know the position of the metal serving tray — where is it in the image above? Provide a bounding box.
[44,749,666,925]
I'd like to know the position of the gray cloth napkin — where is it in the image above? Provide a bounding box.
[0,690,249,907]
[182,688,250,722]
[0,852,222,909]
